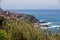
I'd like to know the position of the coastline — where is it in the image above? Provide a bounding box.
[9,9,60,25]
[0,10,60,30]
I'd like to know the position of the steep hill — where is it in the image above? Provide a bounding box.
[0,10,39,23]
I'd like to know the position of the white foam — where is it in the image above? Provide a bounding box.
[39,19,60,29]
[40,25,60,29]
[40,22,52,25]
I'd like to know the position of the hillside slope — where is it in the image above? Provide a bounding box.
[0,10,39,23]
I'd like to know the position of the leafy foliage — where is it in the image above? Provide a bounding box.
[0,30,8,40]
[0,17,60,40]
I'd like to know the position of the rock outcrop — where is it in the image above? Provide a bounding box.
[0,10,39,23]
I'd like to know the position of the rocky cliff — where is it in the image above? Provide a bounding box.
[0,10,39,23]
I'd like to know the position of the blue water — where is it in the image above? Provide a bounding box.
[10,10,60,25]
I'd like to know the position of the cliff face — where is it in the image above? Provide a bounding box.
[0,10,39,23]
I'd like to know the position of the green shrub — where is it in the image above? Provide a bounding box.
[0,30,8,40]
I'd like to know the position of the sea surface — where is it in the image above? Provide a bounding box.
[10,9,60,33]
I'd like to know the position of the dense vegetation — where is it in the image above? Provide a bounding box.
[0,17,60,40]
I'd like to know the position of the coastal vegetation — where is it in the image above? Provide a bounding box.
[0,17,60,40]
[0,10,60,40]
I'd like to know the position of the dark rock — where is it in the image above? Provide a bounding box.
[24,15,39,23]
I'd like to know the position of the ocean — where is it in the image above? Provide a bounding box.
[10,9,60,33]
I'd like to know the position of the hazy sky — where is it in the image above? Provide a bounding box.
[1,0,60,10]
